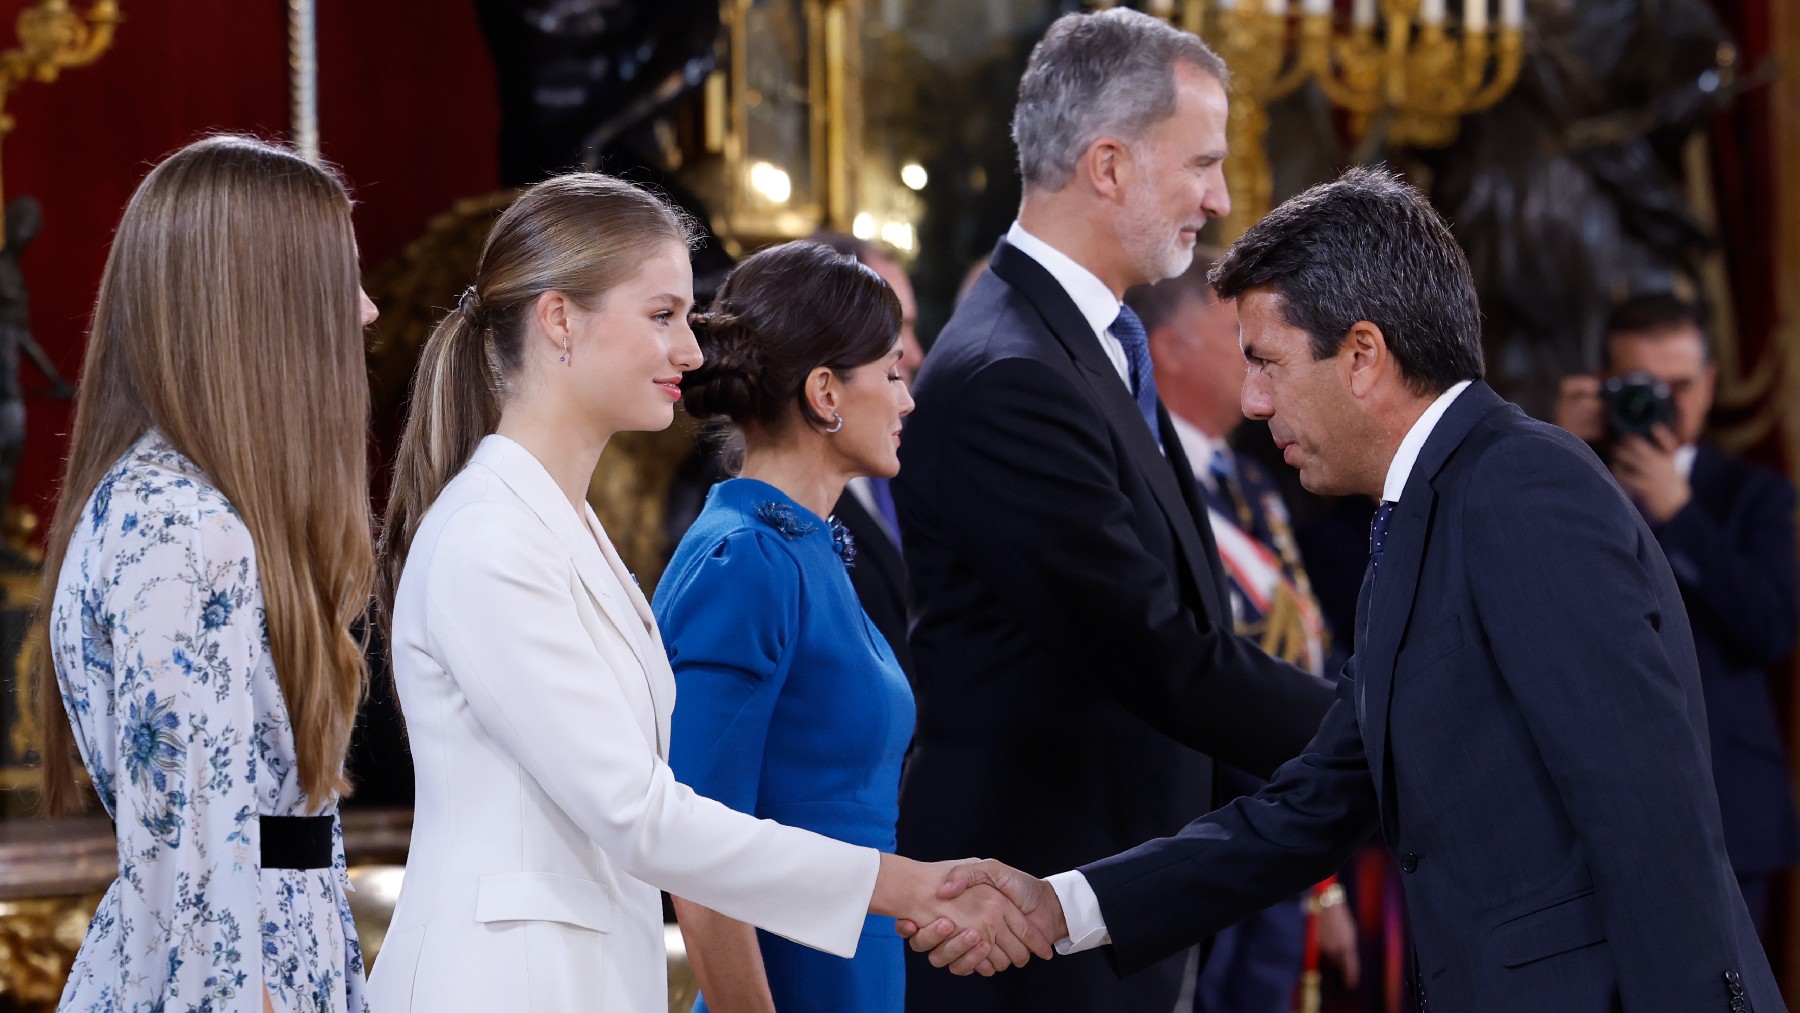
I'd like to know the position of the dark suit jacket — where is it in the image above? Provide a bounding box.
[1083,383,1783,1013]
[1658,445,1800,877]
[833,487,915,681]
[893,240,1333,1012]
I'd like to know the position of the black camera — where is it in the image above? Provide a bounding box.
[1601,370,1675,440]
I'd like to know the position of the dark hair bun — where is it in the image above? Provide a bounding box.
[680,241,901,430]
[682,309,764,421]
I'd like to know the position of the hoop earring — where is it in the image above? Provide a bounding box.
[560,334,569,365]
[825,411,844,434]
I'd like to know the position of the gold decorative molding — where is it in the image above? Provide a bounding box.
[0,1,120,238]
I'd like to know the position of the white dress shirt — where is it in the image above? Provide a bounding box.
[1006,221,1132,389]
[1381,380,1472,502]
[1168,413,1230,493]
[1044,379,1475,955]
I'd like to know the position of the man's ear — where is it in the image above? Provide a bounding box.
[1082,137,1132,200]
[1344,321,1389,400]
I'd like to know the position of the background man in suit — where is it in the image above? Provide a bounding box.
[910,167,1783,1013]
[893,10,1334,1011]
[1554,294,1800,934]
[1130,255,1360,1011]
[813,231,923,681]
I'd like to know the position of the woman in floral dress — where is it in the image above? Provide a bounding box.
[32,135,380,1013]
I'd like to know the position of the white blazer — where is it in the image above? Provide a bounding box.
[367,435,880,1013]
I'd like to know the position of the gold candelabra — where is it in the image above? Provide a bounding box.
[0,0,120,242]
[1111,0,1527,239]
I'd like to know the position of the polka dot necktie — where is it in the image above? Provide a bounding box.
[1110,304,1162,448]
[1369,501,1397,574]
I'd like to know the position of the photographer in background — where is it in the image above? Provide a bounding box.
[1555,293,1800,933]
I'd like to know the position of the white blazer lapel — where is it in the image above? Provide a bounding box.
[471,437,671,748]
[584,507,675,749]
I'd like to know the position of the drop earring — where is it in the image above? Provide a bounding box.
[560,334,569,365]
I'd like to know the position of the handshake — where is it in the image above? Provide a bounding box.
[877,856,1066,976]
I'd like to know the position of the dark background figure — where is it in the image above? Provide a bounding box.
[0,197,74,563]
[0,195,75,813]
[1424,0,1739,415]
[1553,294,1800,936]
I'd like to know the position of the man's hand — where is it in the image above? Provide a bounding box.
[896,860,1067,976]
[1553,375,1606,443]
[1611,424,1691,524]
[872,855,1054,977]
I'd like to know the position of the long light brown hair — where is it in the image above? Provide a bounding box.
[32,135,373,814]
[375,173,693,626]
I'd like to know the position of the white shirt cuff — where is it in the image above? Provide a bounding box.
[1045,870,1111,954]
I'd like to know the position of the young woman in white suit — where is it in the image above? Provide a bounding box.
[366,174,1049,1013]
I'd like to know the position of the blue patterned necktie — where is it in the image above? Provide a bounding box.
[1354,501,1398,651]
[1110,304,1162,447]
[1369,501,1396,575]
[866,476,902,548]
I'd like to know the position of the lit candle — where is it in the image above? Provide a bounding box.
[1265,0,1288,14]
[1352,0,1377,28]
[1500,0,1523,26]
[1464,0,1487,32]
[1421,0,1446,24]
[1303,0,1332,13]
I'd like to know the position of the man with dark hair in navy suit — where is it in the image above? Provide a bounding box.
[905,167,1784,1013]
[891,9,1334,1012]
[1554,294,1800,935]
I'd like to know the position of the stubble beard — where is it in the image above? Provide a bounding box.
[1118,186,1197,285]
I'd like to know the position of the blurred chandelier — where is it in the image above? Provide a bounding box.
[1102,0,1527,239]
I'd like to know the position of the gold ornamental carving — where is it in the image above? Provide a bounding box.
[0,0,120,236]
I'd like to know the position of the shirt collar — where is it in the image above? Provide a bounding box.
[1006,220,1122,342]
[1168,411,1229,490]
[1382,380,1473,503]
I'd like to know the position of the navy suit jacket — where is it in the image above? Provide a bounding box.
[833,488,915,682]
[1657,445,1800,877]
[1083,383,1783,1013]
[893,240,1333,1012]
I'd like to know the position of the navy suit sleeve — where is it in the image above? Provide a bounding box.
[658,531,801,815]
[1655,469,1799,665]
[923,356,1332,777]
[1465,434,1741,1011]
[1079,666,1380,975]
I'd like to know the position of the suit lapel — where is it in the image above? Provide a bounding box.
[835,492,904,589]
[473,436,671,754]
[1359,383,1506,813]
[989,241,1228,622]
[584,507,674,754]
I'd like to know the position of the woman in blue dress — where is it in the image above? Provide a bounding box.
[34,136,379,1013]
[655,240,917,1013]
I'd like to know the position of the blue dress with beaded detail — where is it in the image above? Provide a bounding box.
[655,477,914,1013]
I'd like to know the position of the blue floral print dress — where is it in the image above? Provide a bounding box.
[49,431,368,1013]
